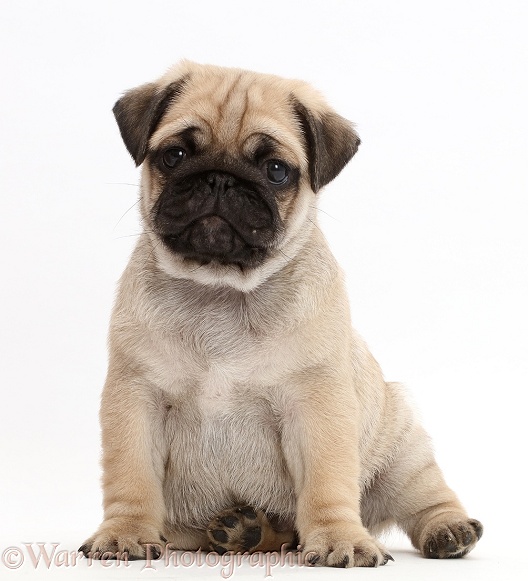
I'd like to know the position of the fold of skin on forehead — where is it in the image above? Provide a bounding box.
[148,67,309,175]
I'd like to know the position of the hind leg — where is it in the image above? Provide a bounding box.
[363,422,483,558]
[394,438,483,559]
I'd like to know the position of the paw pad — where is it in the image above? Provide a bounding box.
[207,506,265,553]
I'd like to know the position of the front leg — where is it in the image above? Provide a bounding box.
[80,356,166,559]
[281,367,391,568]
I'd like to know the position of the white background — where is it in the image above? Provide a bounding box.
[1,1,526,580]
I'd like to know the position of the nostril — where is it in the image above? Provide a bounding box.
[205,173,236,195]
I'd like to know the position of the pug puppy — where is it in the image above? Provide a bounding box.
[80,61,482,567]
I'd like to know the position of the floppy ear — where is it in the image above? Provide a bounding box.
[293,99,360,192]
[112,78,188,166]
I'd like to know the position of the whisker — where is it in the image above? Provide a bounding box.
[146,239,162,265]
[105,182,140,187]
[279,249,294,263]
[113,232,143,240]
[308,218,324,234]
[189,263,204,273]
[309,205,341,222]
[113,228,156,241]
[113,200,140,231]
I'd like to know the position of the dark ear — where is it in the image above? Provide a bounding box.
[112,78,188,166]
[293,99,360,192]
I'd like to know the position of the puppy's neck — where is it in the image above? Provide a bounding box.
[128,227,339,333]
[142,213,331,294]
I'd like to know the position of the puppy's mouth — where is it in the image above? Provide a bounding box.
[153,169,281,268]
[161,214,268,267]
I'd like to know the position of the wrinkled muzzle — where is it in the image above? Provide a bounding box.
[153,170,282,267]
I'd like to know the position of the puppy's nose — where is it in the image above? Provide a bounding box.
[206,172,235,196]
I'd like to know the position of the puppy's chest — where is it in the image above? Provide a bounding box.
[196,366,242,413]
[149,317,293,399]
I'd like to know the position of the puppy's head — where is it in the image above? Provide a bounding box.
[113,61,360,290]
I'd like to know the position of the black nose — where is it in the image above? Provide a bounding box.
[206,172,235,196]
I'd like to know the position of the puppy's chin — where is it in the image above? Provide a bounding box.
[149,187,316,292]
[150,236,282,292]
[159,215,270,270]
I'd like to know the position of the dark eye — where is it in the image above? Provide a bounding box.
[162,147,186,168]
[266,160,289,185]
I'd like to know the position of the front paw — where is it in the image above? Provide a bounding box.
[79,518,165,560]
[302,524,393,568]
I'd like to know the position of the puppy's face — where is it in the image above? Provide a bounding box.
[113,61,360,290]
